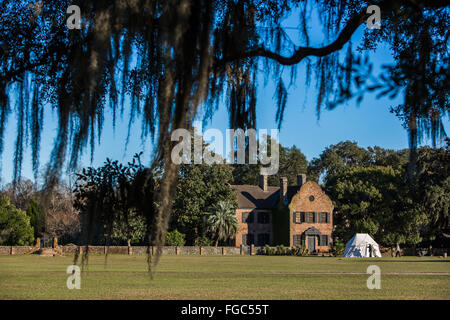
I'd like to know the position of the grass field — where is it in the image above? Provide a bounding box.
[0,255,449,299]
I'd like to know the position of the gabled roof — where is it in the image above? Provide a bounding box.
[231,185,279,209]
[231,185,301,209]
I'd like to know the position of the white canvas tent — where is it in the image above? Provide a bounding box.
[344,233,382,257]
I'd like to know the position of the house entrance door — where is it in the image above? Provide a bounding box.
[307,236,315,253]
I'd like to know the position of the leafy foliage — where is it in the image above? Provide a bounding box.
[0,196,34,245]
[204,200,238,246]
[232,140,308,186]
[263,244,308,256]
[308,141,373,182]
[325,142,449,246]
[1,0,448,265]
[308,141,409,182]
[410,143,450,241]
[332,239,345,256]
[106,210,147,246]
[0,178,80,244]
[26,198,46,238]
[165,229,186,247]
[171,162,237,244]
[73,154,156,264]
[327,165,422,246]
[194,235,214,246]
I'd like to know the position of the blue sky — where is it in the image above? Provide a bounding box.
[0,7,448,185]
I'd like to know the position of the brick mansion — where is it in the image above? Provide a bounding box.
[231,174,334,253]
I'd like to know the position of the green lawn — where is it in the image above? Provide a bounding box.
[0,255,449,299]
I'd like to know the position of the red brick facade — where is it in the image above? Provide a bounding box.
[235,209,273,247]
[232,175,334,252]
[288,181,334,252]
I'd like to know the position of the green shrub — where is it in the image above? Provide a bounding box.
[276,244,287,255]
[105,210,147,245]
[332,238,345,256]
[300,246,308,256]
[0,196,34,246]
[263,244,309,256]
[289,245,308,256]
[165,229,186,246]
[194,236,213,246]
[290,246,299,256]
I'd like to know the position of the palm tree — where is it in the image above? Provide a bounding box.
[204,201,238,246]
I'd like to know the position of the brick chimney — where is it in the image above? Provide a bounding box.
[279,177,288,201]
[297,174,306,187]
[259,174,268,191]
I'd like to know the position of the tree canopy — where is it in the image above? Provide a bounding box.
[327,165,422,246]
[307,140,411,182]
[324,141,449,246]
[171,162,237,244]
[232,140,308,185]
[73,154,156,248]
[26,198,46,238]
